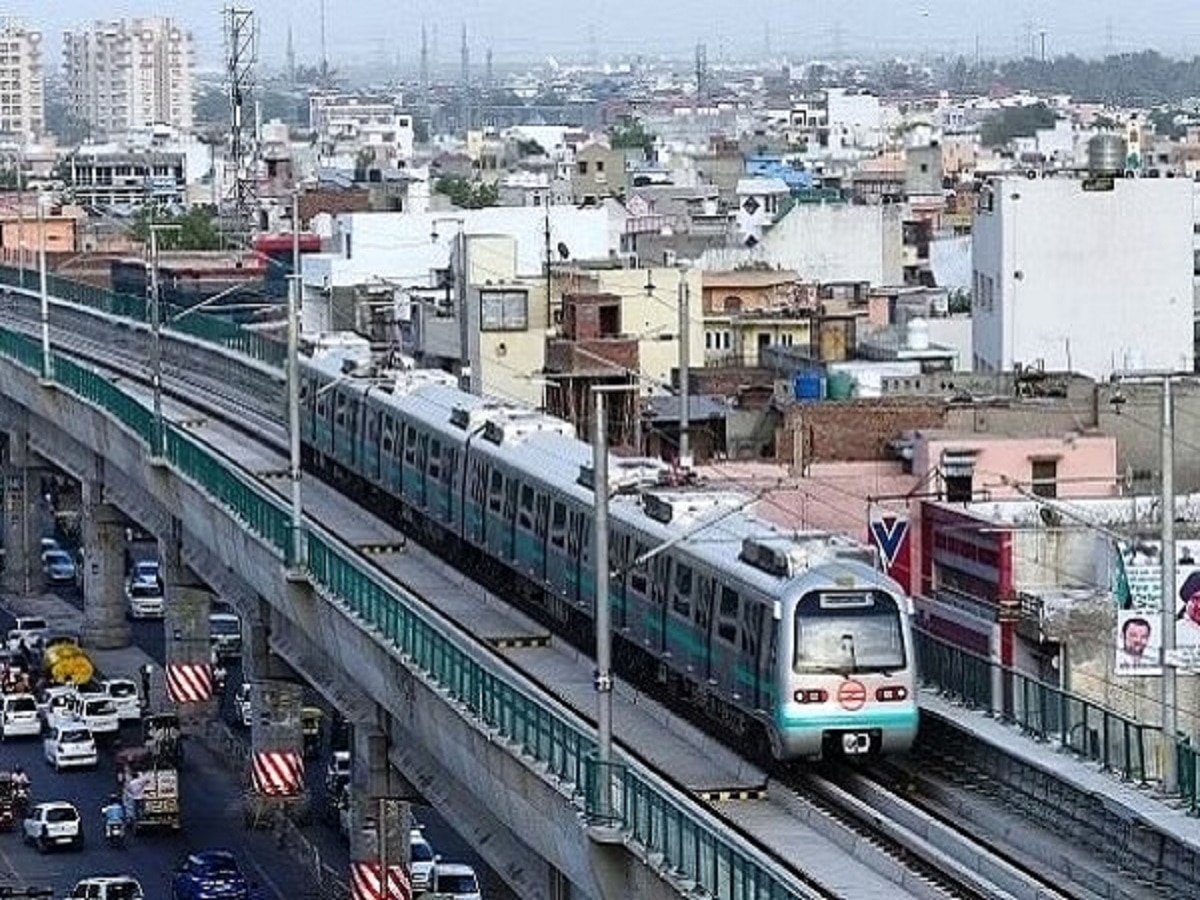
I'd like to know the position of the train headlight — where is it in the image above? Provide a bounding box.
[875,685,909,702]
[793,688,828,704]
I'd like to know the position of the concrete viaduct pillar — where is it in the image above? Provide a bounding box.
[161,520,216,729]
[2,429,47,597]
[349,727,411,899]
[80,480,131,650]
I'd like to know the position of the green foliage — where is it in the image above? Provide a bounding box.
[433,177,498,209]
[516,138,546,157]
[609,119,655,155]
[947,289,972,314]
[980,103,1059,147]
[130,207,222,251]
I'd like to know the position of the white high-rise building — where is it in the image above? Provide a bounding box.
[63,18,193,138]
[972,174,1194,378]
[0,19,44,138]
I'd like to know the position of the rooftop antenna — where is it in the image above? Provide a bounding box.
[460,22,470,132]
[286,22,295,87]
[420,22,429,100]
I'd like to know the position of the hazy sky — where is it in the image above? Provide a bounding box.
[16,1,1200,71]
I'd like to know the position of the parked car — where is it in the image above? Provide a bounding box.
[68,876,145,899]
[6,616,47,652]
[44,725,98,770]
[409,827,438,895]
[0,693,41,739]
[102,678,142,721]
[429,863,483,900]
[42,549,77,584]
[22,800,83,852]
[171,849,250,900]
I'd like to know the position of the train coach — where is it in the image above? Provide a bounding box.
[298,335,918,761]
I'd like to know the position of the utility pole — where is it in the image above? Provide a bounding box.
[288,191,304,572]
[591,387,612,821]
[37,193,49,381]
[17,139,25,289]
[147,223,180,461]
[677,270,691,468]
[1162,376,1178,792]
[1039,29,1047,63]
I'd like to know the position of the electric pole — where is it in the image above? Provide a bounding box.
[1162,376,1178,792]
[677,270,691,468]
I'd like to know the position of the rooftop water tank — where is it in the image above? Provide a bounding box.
[793,371,825,401]
[1087,133,1127,177]
[827,371,856,401]
[906,317,930,351]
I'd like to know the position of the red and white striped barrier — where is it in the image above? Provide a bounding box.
[165,662,213,703]
[251,750,304,796]
[350,861,410,900]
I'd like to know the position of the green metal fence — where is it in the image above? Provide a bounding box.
[916,628,1156,785]
[0,323,809,897]
[0,264,284,368]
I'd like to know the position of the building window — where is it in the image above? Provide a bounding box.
[1031,459,1058,498]
[595,160,605,173]
[479,290,529,331]
[577,161,588,175]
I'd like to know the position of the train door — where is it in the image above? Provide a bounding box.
[741,601,769,711]
[695,574,716,679]
[516,484,539,577]
[669,561,693,660]
[546,498,569,596]
[534,491,550,582]
[464,456,487,546]
[609,530,630,633]
[381,415,400,494]
[713,584,742,694]
[565,507,587,605]
[363,405,381,485]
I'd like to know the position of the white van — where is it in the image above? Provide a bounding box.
[0,693,41,739]
[209,613,243,659]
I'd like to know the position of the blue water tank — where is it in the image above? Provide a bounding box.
[793,372,825,401]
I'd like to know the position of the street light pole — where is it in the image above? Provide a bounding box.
[677,268,691,468]
[146,223,180,461]
[1161,376,1178,793]
[37,193,50,381]
[16,139,25,289]
[592,387,612,820]
[288,192,305,572]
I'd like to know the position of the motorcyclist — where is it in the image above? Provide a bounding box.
[102,794,126,835]
[11,766,29,799]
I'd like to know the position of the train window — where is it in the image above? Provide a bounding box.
[488,469,504,513]
[629,541,649,597]
[428,439,442,479]
[316,392,327,419]
[550,501,567,548]
[718,587,740,644]
[404,427,417,464]
[518,484,535,531]
[672,564,693,616]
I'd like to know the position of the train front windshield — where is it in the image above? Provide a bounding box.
[793,590,906,674]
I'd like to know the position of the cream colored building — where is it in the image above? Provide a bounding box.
[64,17,194,137]
[0,19,43,138]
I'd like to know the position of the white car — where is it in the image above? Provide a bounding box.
[42,548,77,583]
[125,561,164,619]
[409,828,439,894]
[40,684,80,731]
[429,863,482,900]
[22,800,83,852]
[0,693,41,739]
[103,678,142,721]
[209,612,243,658]
[65,694,119,736]
[68,876,145,900]
[6,616,48,652]
[44,725,98,770]
[325,749,351,792]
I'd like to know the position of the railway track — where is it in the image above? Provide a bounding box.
[1,290,1130,900]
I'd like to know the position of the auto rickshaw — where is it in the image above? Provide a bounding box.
[301,707,323,758]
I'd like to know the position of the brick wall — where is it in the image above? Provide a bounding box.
[777,398,947,464]
[298,190,370,226]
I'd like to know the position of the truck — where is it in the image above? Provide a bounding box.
[116,746,180,832]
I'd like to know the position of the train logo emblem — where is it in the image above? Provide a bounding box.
[869,515,909,569]
[837,680,867,711]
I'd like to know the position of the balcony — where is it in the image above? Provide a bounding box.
[545,337,639,376]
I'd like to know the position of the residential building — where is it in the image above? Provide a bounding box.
[310,93,415,168]
[972,174,1193,377]
[63,17,194,137]
[701,270,810,366]
[0,19,43,138]
[64,147,186,208]
[571,140,631,205]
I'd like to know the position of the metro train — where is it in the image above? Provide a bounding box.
[297,335,918,761]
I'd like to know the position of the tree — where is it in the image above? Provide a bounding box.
[980,103,1059,147]
[609,119,655,156]
[433,177,498,209]
[130,207,222,251]
[516,138,545,158]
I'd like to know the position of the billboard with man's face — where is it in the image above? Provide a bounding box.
[1112,540,1200,676]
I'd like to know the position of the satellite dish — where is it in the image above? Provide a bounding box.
[1039,507,1062,528]
[557,241,570,260]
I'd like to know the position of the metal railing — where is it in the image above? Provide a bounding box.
[0,323,811,899]
[0,263,285,368]
[916,628,1157,786]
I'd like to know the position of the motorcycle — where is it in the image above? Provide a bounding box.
[103,814,127,848]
